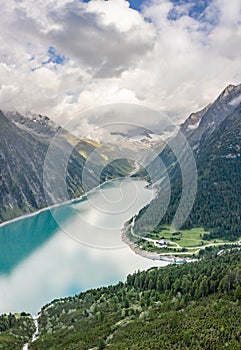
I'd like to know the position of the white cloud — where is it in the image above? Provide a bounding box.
[85,0,144,32]
[0,0,240,126]
[206,0,241,26]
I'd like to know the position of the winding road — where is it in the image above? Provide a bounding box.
[130,219,241,257]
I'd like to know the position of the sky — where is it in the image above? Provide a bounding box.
[0,0,240,127]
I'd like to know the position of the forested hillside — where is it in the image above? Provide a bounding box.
[133,87,241,241]
[18,251,241,350]
[154,102,241,240]
[180,102,241,239]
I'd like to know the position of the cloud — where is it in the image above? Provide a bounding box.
[0,0,240,126]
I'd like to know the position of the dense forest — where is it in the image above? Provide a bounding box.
[7,251,236,349]
[134,103,241,241]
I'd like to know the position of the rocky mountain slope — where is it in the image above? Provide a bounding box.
[5,111,60,137]
[0,111,133,223]
[0,110,87,222]
[181,84,241,150]
[133,84,241,240]
[145,83,241,182]
[162,101,241,239]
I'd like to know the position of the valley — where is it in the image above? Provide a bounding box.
[0,84,241,349]
[1,0,241,348]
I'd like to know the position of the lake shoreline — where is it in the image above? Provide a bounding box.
[0,174,176,265]
[121,223,196,264]
[0,175,192,266]
[0,178,169,314]
[0,176,151,230]
[0,177,142,230]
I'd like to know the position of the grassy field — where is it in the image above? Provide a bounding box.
[146,227,226,248]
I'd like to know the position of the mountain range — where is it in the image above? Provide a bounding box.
[1,83,240,240]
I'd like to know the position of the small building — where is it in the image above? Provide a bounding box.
[158,239,169,246]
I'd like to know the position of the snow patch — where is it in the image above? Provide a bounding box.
[187,120,201,130]
[229,95,241,107]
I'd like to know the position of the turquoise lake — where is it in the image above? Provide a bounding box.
[0,179,168,314]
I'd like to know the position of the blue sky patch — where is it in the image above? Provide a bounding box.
[82,0,210,15]
[44,46,66,65]
[31,47,66,71]
[127,0,147,11]
[168,0,210,20]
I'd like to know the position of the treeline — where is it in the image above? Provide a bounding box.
[127,250,241,301]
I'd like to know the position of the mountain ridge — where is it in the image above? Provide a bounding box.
[0,110,133,223]
[133,84,241,241]
[181,83,241,150]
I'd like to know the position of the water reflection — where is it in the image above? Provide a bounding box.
[0,206,75,274]
[0,180,168,314]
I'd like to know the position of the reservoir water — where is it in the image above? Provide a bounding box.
[0,179,168,314]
